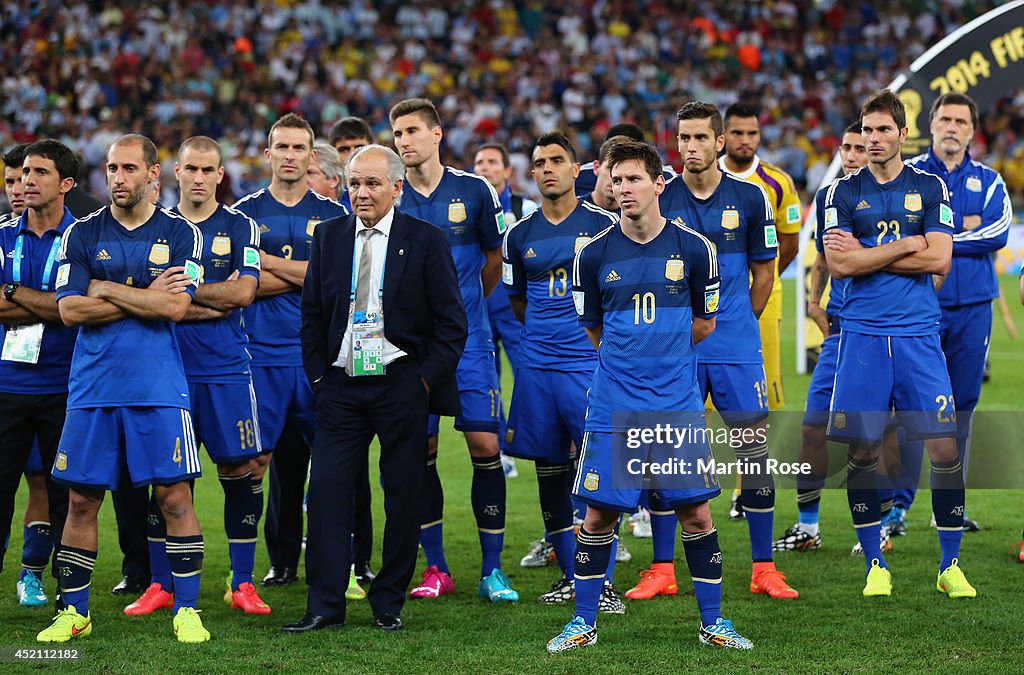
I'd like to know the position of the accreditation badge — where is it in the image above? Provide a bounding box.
[1,322,44,364]
[350,311,385,377]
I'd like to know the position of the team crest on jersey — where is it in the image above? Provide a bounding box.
[966,176,982,192]
[665,259,685,281]
[904,193,922,212]
[583,471,600,492]
[721,209,739,230]
[306,219,320,236]
[505,428,515,444]
[833,412,846,429]
[448,202,467,223]
[54,452,67,472]
[211,236,231,256]
[574,236,591,253]
[148,243,170,266]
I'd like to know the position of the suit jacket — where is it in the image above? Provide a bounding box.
[300,209,467,416]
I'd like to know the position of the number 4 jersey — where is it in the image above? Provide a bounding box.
[572,220,720,432]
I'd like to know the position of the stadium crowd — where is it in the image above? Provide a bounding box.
[2,0,1024,206]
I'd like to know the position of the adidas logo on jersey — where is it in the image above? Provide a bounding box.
[95,249,112,261]
[524,247,537,259]
[855,199,871,210]
[259,224,271,234]
[605,270,621,282]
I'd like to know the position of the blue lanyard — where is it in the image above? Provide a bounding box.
[12,234,62,292]
[348,229,387,304]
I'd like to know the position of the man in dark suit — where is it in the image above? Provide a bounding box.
[283,145,467,633]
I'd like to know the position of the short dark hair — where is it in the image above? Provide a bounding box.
[677,101,724,137]
[597,137,628,165]
[476,142,511,167]
[2,144,28,169]
[178,136,223,165]
[329,116,373,145]
[533,132,577,163]
[844,121,863,135]
[604,123,645,143]
[861,89,906,129]
[929,93,979,128]
[24,139,79,181]
[268,113,315,148]
[723,102,760,125]
[389,98,442,129]
[112,134,159,168]
[604,141,663,183]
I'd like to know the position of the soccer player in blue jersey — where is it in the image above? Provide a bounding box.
[389,98,516,602]
[329,116,373,212]
[822,90,975,598]
[0,141,76,609]
[501,132,621,610]
[893,93,1011,533]
[38,134,211,643]
[474,142,538,481]
[548,140,752,653]
[233,114,348,588]
[574,123,676,198]
[773,122,869,553]
[638,102,798,602]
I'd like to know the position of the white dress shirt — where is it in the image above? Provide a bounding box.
[333,207,407,369]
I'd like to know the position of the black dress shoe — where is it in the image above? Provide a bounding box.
[262,566,298,586]
[353,561,376,585]
[281,614,345,633]
[111,575,147,596]
[374,613,403,631]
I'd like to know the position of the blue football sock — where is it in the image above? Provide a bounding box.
[931,458,964,570]
[536,462,574,576]
[165,535,204,612]
[649,490,677,563]
[419,454,448,573]
[738,440,775,562]
[471,453,506,576]
[56,545,96,616]
[682,528,722,628]
[574,528,614,626]
[21,521,52,575]
[848,451,885,572]
[221,471,257,589]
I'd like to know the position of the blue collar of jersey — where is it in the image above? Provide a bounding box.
[15,206,75,237]
[925,146,970,175]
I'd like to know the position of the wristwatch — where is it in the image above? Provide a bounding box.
[2,283,18,302]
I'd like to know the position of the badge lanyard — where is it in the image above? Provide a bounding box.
[12,234,62,291]
[349,231,387,312]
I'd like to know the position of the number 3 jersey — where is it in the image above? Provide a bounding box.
[55,207,203,409]
[823,165,953,336]
[502,199,618,371]
[572,220,720,432]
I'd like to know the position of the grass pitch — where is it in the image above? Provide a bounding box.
[2,278,1023,673]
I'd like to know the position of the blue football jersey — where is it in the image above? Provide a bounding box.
[0,208,79,394]
[813,185,848,317]
[659,172,777,364]
[173,204,261,383]
[573,220,720,432]
[55,207,203,409]
[233,189,347,366]
[399,167,505,351]
[503,199,618,371]
[823,165,953,336]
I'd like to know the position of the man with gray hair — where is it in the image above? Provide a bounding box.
[308,142,343,202]
[285,144,467,633]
